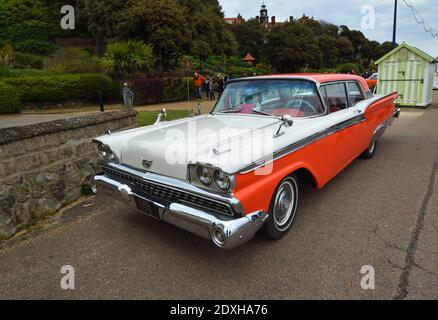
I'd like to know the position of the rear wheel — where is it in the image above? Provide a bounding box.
[361,140,378,159]
[264,174,300,240]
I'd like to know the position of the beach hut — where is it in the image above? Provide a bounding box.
[375,42,437,107]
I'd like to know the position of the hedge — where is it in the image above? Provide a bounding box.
[2,74,120,104]
[129,77,194,105]
[14,52,44,69]
[0,83,23,114]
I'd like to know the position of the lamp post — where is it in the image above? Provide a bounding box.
[392,0,398,48]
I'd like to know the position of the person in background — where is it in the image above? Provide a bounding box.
[205,76,211,100]
[217,76,225,98]
[193,72,206,100]
[209,77,215,101]
[98,90,105,112]
[122,83,134,108]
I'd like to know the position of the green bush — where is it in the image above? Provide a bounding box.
[0,43,14,67]
[162,77,192,102]
[44,48,101,74]
[0,83,23,114]
[2,74,119,104]
[130,77,193,105]
[14,52,44,69]
[336,63,363,75]
[0,67,47,78]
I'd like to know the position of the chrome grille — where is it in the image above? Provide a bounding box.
[102,166,235,217]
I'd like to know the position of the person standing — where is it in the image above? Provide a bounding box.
[193,72,206,101]
[217,76,225,98]
[205,76,211,100]
[122,83,134,108]
[209,77,215,101]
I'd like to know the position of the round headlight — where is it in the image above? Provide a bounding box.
[97,143,119,164]
[97,143,108,159]
[213,170,231,191]
[197,166,212,186]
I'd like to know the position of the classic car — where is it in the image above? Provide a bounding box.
[366,72,378,91]
[92,74,400,249]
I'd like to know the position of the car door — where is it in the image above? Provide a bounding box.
[320,82,368,178]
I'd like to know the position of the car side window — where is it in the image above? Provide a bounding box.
[347,82,366,106]
[321,83,348,113]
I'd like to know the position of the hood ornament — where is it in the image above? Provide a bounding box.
[154,108,167,125]
[142,159,153,169]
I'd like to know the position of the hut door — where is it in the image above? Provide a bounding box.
[402,60,422,105]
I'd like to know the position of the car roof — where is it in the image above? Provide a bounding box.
[243,73,371,92]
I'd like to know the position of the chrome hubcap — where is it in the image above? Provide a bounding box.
[369,142,376,153]
[273,180,298,231]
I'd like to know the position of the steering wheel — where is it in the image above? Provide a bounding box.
[285,99,318,115]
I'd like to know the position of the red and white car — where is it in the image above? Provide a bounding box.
[93,74,400,249]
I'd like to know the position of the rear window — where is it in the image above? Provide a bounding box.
[321,83,348,113]
[347,82,365,105]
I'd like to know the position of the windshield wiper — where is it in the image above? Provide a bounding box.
[252,108,276,117]
[217,108,242,114]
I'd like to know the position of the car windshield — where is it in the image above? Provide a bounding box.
[212,79,325,118]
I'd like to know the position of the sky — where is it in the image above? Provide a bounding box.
[219,0,438,58]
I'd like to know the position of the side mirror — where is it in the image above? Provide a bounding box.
[282,115,294,128]
[274,115,294,138]
[161,108,167,118]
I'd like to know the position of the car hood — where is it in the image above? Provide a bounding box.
[96,114,281,180]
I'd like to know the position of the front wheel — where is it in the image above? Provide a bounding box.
[361,140,378,159]
[264,174,300,240]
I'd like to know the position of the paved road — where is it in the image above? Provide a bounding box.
[0,100,215,129]
[1,100,437,299]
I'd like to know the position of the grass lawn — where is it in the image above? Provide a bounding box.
[137,110,190,127]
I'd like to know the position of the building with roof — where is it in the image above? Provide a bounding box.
[375,42,438,107]
[243,53,256,65]
[224,13,245,25]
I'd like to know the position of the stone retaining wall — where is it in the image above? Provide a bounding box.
[0,110,137,239]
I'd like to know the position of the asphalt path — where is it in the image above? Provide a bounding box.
[1,94,437,299]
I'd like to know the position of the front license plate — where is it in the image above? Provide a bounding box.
[134,196,159,218]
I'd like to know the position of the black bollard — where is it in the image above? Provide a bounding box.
[98,90,104,112]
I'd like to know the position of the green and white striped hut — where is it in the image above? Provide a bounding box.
[376,42,437,107]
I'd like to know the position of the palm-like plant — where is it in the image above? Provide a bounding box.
[101,40,155,78]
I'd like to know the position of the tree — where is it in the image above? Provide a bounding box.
[337,37,354,63]
[100,40,155,78]
[266,23,322,72]
[319,34,339,67]
[0,0,58,55]
[178,0,237,63]
[77,0,127,54]
[231,19,269,63]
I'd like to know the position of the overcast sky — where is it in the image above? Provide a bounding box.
[219,0,438,58]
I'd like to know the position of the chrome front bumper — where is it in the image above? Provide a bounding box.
[93,174,268,250]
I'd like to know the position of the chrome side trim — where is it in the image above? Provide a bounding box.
[238,114,365,174]
[100,161,245,216]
